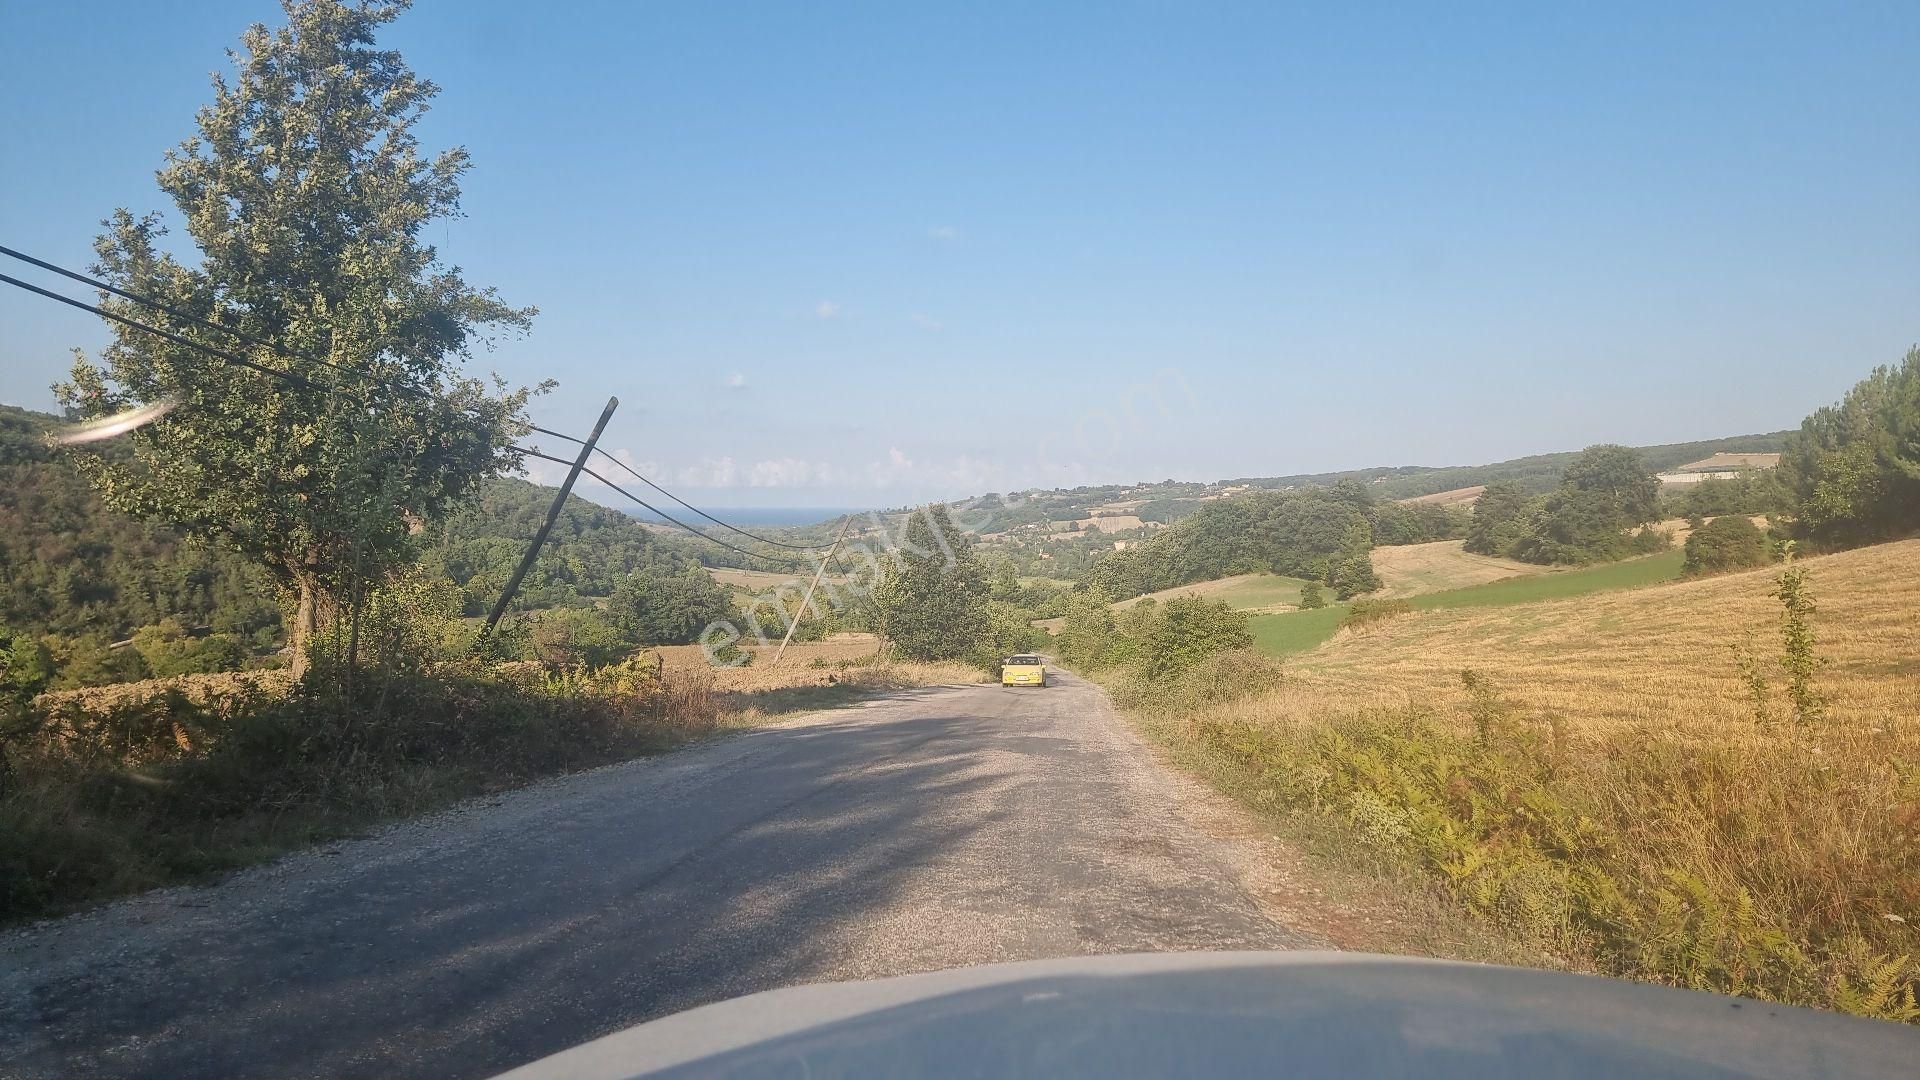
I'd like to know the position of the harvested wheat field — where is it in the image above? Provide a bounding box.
[1122,541,1563,614]
[1370,539,1549,598]
[1170,539,1920,1017]
[1116,572,1313,613]
[1399,484,1485,506]
[652,633,979,695]
[1283,538,1920,741]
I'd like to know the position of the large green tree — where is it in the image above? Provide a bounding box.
[55,1,537,676]
[1509,445,1663,565]
[1463,481,1536,556]
[1780,349,1920,549]
[607,565,737,646]
[872,505,989,662]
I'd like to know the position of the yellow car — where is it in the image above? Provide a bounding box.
[1001,655,1047,687]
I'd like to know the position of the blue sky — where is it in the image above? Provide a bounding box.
[2,2,1915,508]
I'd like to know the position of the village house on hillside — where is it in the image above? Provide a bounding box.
[1655,452,1781,487]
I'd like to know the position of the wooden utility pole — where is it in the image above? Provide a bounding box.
[478,396,619,641]
[772,515,853,665]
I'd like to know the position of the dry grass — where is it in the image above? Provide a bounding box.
[1152,538,1920,1018]
[656,632,880,677]
[1371,539,1549,598]
[34,669,294,713]
[653,633,980,700]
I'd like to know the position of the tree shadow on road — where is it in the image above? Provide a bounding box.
[22,709,1043,1080]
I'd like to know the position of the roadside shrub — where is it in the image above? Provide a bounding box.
[130,619,250,678]
[527,607,630,669]
[1683,516,1773,577]
[1342,597,1412,631]
[1139,596,1253,679]
[1109,648,1283,713]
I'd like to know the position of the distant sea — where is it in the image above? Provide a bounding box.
[620,506,871,530]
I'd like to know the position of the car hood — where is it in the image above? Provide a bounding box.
[494,950,1917,1079]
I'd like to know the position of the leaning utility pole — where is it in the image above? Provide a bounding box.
[772,515,854,665]
[478,396,619,641]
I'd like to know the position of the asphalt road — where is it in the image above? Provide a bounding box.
[0,669,1316,1079]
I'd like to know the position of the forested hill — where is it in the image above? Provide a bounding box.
[0,404,791,646]
[1,397,1790,643]
[1225,431,1795,500]
[956,430,1791,534]
[421,477,806,615]
[0,403,283,645]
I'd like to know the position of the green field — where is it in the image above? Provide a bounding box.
[1248,605,1351,656]
[1249,549,1686,658]
[1408,549,1684,610]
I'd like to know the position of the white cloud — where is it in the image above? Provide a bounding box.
[908,312,944,332]
[928,225,961,241]
[815,300,841,320]
[748,458,838,488]
[725,372,747,388]
[608,447,664,476]
[677,457,739,488]
[889,446,912,468]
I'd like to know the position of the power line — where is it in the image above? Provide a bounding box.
[584,449,815,550]
[0,244,584,441]
[516,449,790,565]
[1,244,809,553]
[0,269,779,562]
[2,243,355,382]
[0,270,325,391]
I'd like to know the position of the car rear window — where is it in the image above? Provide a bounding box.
[1007,656,1042,665]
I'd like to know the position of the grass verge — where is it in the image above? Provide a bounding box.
[1116,541,1920,1022]
[2,656,979,924]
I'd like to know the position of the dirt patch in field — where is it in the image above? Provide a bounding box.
[1371,539,1548,598]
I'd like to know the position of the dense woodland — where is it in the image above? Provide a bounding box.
[1,405,756,685]
[1084,484,1389,600]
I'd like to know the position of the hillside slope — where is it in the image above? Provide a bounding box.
[1285,539,1919,737]
[1369,540,1550,598]
[1153,538,1920,1018]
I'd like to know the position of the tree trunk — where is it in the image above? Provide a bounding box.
[289,574,320,680]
